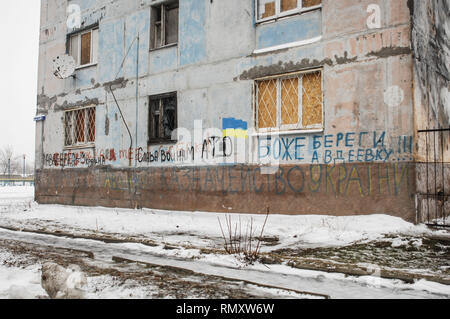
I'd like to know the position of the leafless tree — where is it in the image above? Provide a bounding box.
[0,145,21,175]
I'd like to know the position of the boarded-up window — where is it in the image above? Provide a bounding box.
[257,0,321,21]
[151,1,179,49]
[80,32,91,66]
[281,0,298,12]
[258,0,276,19]
[302,71,323,127]
[281,77,299,125]
[87,108,96,142]
[257,79,277,129]
[64,107,96,147]
[256,70,323,131]
[303,0,322,8]
[75,109,85,143]
[69,28,98,67]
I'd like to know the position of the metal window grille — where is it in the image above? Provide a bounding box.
[417,127,449,227]
[256,70,323,131]
[64,107,96,147]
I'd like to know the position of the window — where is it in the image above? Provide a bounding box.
[255,70,323,132]
[150,1,179,50]
[64,107,96,147]
[256,0,322,22]
[149,93,177,144]
[69,28,99,67]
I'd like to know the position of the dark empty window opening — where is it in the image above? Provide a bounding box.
[151,1,179,50]
[149,93,177,144]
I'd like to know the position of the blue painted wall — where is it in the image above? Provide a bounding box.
[256,10,322,49]
[179,0,207,66]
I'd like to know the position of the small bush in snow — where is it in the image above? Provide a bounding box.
[218,210,269,264]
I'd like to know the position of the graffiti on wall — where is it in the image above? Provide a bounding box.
[258,131,413,164]
[43,129,413,169]
[102,162,412,198]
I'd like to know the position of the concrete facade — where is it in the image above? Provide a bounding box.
[35,0,448,223]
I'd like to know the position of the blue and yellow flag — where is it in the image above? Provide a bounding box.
[222,118,248,138]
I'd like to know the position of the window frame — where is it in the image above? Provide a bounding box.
[148,92,178,145]
[150,0,179,51]
[255,0,322,24]
[254,68,324,135]
[64,106,96,150]
[68,27,99,69]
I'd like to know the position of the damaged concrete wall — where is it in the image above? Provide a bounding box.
[36,0,420,221]
[411,0,450,223]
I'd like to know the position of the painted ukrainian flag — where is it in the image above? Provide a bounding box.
[222,118,248,138]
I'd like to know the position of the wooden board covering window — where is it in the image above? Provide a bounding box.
[281,0,298,12]
[303,0,321,7]
[302,71,323,127]
[257,79,277,129]
[281,77,299,125]
[75,110,85,143]
[80,32,91,65]
[87,108,96,142]
[261,2,276,18]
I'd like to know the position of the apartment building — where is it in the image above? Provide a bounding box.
[35,0,449,224]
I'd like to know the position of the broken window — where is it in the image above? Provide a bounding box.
[149,93,177,144]
[69,28,99,67]
[64,107,96,147]
[257,0,322,22]
[256,70,323,131]
[151,1,179,50]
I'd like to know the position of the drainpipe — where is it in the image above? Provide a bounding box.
[135,33,139,168]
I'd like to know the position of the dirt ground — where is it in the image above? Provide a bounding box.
[0,238,317,299]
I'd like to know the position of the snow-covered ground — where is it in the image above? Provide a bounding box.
[0,186,448,299]
[0,186,444,251]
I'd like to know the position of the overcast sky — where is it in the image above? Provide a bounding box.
[0,1,41,163]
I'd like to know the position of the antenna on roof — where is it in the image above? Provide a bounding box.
[52,54,76,79]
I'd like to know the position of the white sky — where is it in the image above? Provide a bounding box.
[0,1,41,163]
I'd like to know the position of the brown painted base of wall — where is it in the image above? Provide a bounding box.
[35,162,417,222]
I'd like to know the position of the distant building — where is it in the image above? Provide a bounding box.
[36,0,449,224]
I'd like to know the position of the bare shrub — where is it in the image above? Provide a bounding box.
[218,209,270,264]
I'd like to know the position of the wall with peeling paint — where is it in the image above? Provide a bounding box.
[411,0,450,223]
[36,0,427,221]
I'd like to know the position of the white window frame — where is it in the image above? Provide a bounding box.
[69,28,99,69]
[64,106,96,150]
[254,68,324,135]
[255,0,322,24]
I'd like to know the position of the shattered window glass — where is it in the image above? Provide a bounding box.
[151,1,179,49]
[149,93,177,143]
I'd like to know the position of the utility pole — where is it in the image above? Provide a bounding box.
[23,155,26,186]
[7,158,10,186]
